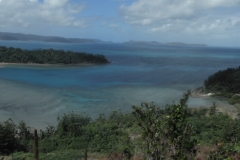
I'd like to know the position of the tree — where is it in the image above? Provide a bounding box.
[56,113,92,137]
[164,91,196,159]
[17,121,33,152]
[0,119,17,155]
[132,91,196,160]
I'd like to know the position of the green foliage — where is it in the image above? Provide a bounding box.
[56,113,91,137]
[12,150,85,160]
[204,66,240,94]
[0,119,17,155]
[0,119,33,155]
[229,95,240,105]
[16,120,33,152]
[37,112,133,158]
[0,46,109,64]
[132,102,166,159]
[190,107,208,118]
[132,91,197,159]
[40,125,56,139]
[3,93,240,159]
[208,142,240,160]
[164,92,197,159]
[209,102,217,115]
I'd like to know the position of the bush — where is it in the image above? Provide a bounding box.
[229,95,240,105]
[0,119,18,155]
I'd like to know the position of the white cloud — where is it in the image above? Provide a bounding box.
[109,24,118,28]
[0,0,87,28]
[196,16,240,33]
[108,23,125,32]
[67,3,85,14]
[27,0,38,2]
[101,22,107,26]
[119,0,240,42]
[43,0,68,8]
[148,24,172,33]
[120,0,240,22]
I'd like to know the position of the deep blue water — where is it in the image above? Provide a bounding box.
[0,41,239,88]
[0,40,240,128]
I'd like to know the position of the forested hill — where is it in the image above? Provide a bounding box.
[0,46,109,64]
[204,66,240,94]
[204,66,240,104]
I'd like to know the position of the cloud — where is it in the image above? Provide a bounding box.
[119,0,240,36]
[110,0,127,1]
[120,0,240,21]
[148,24,172,33]
[0,0,87,28]
[43,0,68,8]
[105,23,125,33]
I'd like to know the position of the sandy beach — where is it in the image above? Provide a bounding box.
[190,87,215,98]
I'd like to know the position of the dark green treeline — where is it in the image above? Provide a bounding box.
[0,46,109,64]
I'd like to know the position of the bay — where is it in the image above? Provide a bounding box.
[0,40,239,128]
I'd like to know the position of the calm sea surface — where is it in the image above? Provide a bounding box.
[0,40,239,128]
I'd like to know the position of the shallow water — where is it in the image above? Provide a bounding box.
[0,41,239,128]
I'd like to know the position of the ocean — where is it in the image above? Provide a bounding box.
[0,40,239,128]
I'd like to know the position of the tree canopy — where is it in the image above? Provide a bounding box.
[204,66,240,94]
[0,46,109,64]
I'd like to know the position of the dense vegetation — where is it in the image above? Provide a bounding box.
[0,46,109,64]
[204,66,240,94]
[1,92,240,159]
[204,66,240,104]
[0,112,135,160]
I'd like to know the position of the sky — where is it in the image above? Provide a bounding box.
[0,0,240,47]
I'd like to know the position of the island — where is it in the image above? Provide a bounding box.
[123,40,208,47]
[123,40,162,45]
[165,42,208,47]
[0,46,109,65]
[0,32,104,44]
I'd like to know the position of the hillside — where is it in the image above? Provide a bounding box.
[1,92,240,159]
[0,32,103,44]
[204,66,240,104]
[0,32,208,47]
[123,40,208,47]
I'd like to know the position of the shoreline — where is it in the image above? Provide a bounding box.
[0,62,106,67]
[191,87,238,118]
[191,87,215,98]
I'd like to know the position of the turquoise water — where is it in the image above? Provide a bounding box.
[0,40,240,128]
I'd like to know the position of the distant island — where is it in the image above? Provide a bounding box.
[0,32,105,44]
[0,32,208,47]
[0,46,109,65]
[123,40,208,47]
[165,42,208,47]
[123,40,162,45]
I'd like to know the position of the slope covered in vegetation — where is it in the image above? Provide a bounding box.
[204,66,240,94]
[204,66,240,104]
[0,46,109,64]
[1,92,240,159]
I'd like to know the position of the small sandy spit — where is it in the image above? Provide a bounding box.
[191,87,238,118]
[191,87,214,98]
